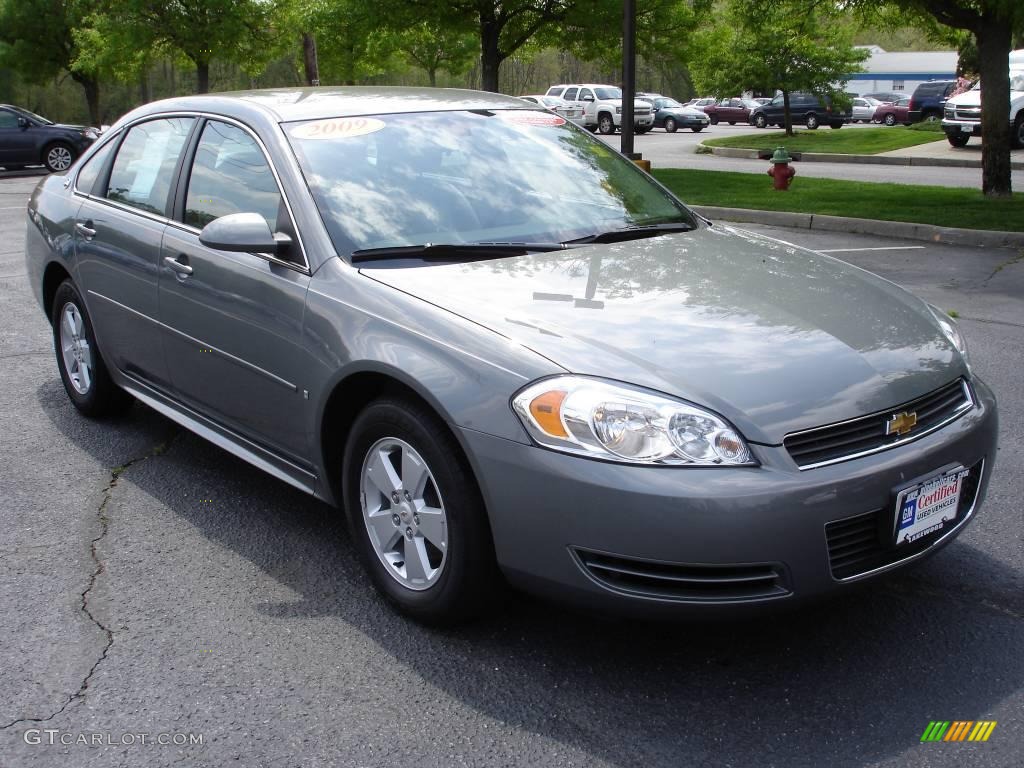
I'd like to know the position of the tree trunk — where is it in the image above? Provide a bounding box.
[480,16,503,92]
[196,60,210,94]
[70,72,101,127]
[302,32,320,86]
[427,67,437,88]
[782,90,792,136]
[139,70,151,105]
[976,15,1012,197]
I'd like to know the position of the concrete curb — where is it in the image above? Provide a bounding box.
[690,205,1024,249]
[703,144,1024,170]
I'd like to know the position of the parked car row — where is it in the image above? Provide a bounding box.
[941,51,1024,148]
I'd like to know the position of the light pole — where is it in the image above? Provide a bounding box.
[621,0,637,158]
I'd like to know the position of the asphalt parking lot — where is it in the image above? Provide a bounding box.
[1,170,1021,768]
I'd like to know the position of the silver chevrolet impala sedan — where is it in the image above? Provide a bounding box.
[26,88,998,623]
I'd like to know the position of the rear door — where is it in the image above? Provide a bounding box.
[158,118,312,463]
[74,116,195,390]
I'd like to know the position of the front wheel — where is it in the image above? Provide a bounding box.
[343,398,500,624]
[597,113,615,135]
[947,133,970,148]
[43,142,75,173]
[805,113,819,130]
[1013,115,1024,149]
[51,280,132,417]
[664,117,678,133]
[709,115,719,125]
[753,114,767,129]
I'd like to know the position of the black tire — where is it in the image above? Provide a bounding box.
[691,126,703,133]
[753,113,767,129]
[51,280,132,417]
[709,115,719,125]
[922,111,941,123]
[664,117,677,133]
[830,123,843,129]
[586,124,598,133]
[727,121,735,125]
[947,133,970,148]
[883,113,896,126]
[805,113,819,130]
[43,141,76,173]
[1013,115,1024,149]
[342,397,500,624]
[635,126,650,134]
[597,113,615,135]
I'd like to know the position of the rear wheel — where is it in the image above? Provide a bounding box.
[635,126,651,134]
[922,111,941,123]
[43,142,75,173]
[664,117,678,133]
[727,120,735,125]
[947,132,970,148]
[343,398,500,624]
[883,113,896,126]
[805,113,819,130]
[597,113,615,135]
[691,126,704,133]
[51,280,132,417]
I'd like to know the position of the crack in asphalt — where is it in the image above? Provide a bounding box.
[0,433,179,731]
[983,249,1024,285]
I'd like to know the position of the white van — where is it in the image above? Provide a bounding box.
[941,50,1024,148]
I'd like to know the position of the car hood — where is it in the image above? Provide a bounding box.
[362,225,965,444]
[667,106,708,118]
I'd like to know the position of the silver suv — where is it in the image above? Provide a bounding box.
[546,84,654,134]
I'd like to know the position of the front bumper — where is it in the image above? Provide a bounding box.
[942,119,982,137]
[462,378,998,617]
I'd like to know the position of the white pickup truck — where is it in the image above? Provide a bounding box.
[941,49,1024,148]
[545,84,655,135]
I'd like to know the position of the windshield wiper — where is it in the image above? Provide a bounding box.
[351,242,566,263]
[564,222,695,245]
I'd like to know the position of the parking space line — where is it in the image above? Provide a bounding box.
[818,246,926,253]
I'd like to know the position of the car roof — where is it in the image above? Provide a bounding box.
[120,87,535,125]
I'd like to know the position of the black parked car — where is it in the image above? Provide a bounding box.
[748,92,851,130]
[907,81,957,123]
[0,104,98,172]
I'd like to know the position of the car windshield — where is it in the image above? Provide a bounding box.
[12,106,53,125]
[284,110,696,257]
[594,87,621,100]
[660,98,682,108]
[540,96,563,107]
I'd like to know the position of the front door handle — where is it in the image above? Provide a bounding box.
[164,255,193,277]
[75,221,96,240]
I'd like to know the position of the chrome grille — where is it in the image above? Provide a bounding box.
[573,548,789,602]
[955,107,981,120]
[784,379,973,470]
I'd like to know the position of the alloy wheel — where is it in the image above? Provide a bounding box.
[59,302,93,394]
[360,437,448,591]
[47,145,73,172]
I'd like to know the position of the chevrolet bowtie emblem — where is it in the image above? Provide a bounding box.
[886,411,918,436]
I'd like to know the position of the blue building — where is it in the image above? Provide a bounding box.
[845,47,958,97]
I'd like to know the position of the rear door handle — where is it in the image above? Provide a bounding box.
[75,221,96,240]
[164,255,193,277]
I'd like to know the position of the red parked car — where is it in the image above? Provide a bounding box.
[702,97,761,125]
[873,97,911,126]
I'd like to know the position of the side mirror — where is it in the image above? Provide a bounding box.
[582,95,594,102]
[199,212,292,256]
[17,117,29,129]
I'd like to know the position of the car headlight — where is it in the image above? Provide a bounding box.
[511,376,755,466]
[81,128,98,140]
[928,304,971,370]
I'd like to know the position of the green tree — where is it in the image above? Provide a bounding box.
[87,0,285,94]
[691,0,868,135]
[851,0,1024,196]
[394,22,478,87]
[0,0,103,124]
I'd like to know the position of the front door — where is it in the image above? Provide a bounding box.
[0,108,36,165]
[158,119,311,463]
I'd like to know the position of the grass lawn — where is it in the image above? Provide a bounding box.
[652,168,1024,232]
[702,126,945,154]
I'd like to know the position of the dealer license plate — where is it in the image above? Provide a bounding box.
[961,125,972,133]
[894,467,969,546]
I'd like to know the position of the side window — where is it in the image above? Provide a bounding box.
[581,88,594,101]
[184,120,282,231]
[75,137,118,195]
[0,109,18,128]
[106,118,194,216]
[563,87,578,102]
[772,95,783,106]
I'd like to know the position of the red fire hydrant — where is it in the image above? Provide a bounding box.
[767,146,795,190]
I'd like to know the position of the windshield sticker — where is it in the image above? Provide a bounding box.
[497,111,566,127]
[289,117,386,140]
